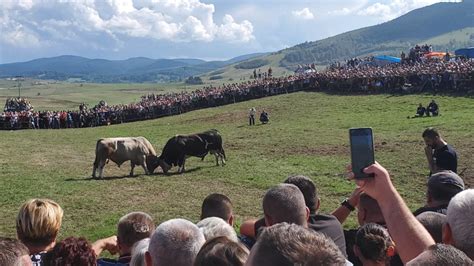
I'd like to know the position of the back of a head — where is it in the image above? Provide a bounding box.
[416,212,446,243]
[47,236,97,266]
[422,127,440,139]
[263,184,308,226]
[446,189,474,258]
[0,237,31,266]
[117,212,155,249]
[283,175,318,214]
[355,223,394,264]
[358,193,385,225]
[16,198,63,247]
[196,217,238,242]
[148,218,205,266]
[130,238,150,266]
[407,244,473,265]
[246,223,346,266]
[194,236,249,266]
[427,171,464,203]
[201,193,233,222]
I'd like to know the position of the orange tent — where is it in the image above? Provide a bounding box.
[423,52,450,59]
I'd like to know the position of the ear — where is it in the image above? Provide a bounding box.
[315,198,321,212]
[353,245,361,258]
[264,214,273,227]
[426,190,433,205]
[228,214,234,227]
[305,207,310,222]
[358,207,367,226]
[442,223,455,245]
[386,245,396,257]
[145,251,153,266]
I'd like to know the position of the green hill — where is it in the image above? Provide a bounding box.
[202,0,473,81]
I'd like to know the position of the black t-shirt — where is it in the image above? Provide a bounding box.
[253,214,347,258]
[433,144,457,173]
[308,214,347,258]
[413,204,448,217]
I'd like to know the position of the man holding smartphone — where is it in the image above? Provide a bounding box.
[422,128,458,174]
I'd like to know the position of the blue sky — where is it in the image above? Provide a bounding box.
[0,0,458,63]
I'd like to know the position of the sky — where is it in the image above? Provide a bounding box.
[0,0,460,64]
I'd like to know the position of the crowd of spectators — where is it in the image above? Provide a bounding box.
[0,75,314,130]
[2,153,473,265]
[1,51,473,130]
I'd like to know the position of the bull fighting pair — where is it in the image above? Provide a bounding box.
[92,129,226,179]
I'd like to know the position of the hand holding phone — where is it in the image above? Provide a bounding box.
[350,128,375,179]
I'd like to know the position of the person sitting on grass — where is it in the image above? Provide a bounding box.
[416,103,426,117]
[259,110,269,124]
[427,100,439,116]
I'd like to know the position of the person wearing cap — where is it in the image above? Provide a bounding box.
[413,171,464,216]
[422,127,458,174]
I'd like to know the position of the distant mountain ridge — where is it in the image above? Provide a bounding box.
[278,0,474,67]
[0,53,269,83]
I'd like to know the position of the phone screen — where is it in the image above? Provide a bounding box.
[350,128,375,178]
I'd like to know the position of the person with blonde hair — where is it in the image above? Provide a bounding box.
[16,198,63,265]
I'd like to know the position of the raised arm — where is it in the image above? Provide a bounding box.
[353,162,435,263]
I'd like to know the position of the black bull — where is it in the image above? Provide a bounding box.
[149,130,226,173]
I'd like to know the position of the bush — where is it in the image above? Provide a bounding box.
[185,76,204,85]
[234,59,269,69]
[209,75,223,80]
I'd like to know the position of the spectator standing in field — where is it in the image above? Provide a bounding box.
[249,107,256,126]
[422,128,458,174]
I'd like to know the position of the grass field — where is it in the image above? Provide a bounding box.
[0,91,473,245]
[0,79,203,111]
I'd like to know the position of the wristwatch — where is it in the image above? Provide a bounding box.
[341,199,355,211]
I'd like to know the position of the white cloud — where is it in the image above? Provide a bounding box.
[357,0,462,21]
[292,8,315,20]
[0,0,255,51]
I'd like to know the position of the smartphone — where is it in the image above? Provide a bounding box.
[349,128,375,179]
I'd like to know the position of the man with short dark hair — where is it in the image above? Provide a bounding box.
[93,211,155,265]
[406,244,472,265]
[240,177,347,257]
[416,212,446,243]
[413,171,464,216]
[200,193,234,226]
[263,183,309,227]
[246,223,346,266]
[422,128,458,174]
[0,237,32,266]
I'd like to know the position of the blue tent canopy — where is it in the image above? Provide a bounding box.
[455,47,474,58]
[374,55,402,63]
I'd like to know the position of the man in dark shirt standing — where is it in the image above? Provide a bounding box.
[422,127,458,174]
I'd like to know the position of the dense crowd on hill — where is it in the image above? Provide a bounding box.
[2,150,473,265]
[1,53,473,130]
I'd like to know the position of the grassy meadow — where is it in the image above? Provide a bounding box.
[0,91,473,244]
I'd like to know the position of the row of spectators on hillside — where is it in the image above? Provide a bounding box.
[1,58,473,130]
[0,75,314,130]
[2,158,473,265]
